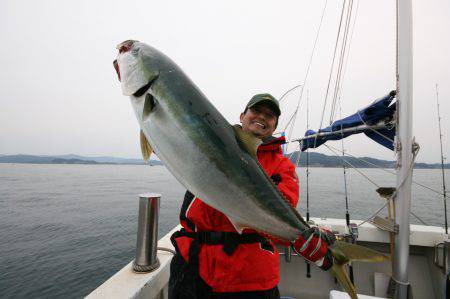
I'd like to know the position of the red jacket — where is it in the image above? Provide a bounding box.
[173,136,299,293]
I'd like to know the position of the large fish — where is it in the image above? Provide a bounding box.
[113,40,388,298]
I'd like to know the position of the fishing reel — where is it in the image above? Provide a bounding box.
[334,222,359,243]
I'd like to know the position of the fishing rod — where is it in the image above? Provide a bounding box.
[306,90,311,278]
[338,102,355,284]
[436,84,448,234]
[435,83,450,297]
[306,90,311,224]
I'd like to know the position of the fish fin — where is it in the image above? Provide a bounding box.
[330,240,390,263]
[232,124,262,159]
[143,93,155,121]
[140,130,153,161]
[331,264,358,299]
[227,217,246,234]
[327,240,389,299]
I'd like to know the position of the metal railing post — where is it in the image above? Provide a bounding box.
[133,193,161,273]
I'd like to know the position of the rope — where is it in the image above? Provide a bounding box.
[320,0,347,131]
[410,211,429,226]
[357,201,390,227]
[324,144,381,188]
[284,0,328,152]
[356,110,395,144]
[133,258,160,272]
[322,142,431,226]
[323,143,446,196]
[356,141,420,227]
[158,247,176,254]
[287,142,302,165]
[324,139,424,226]
[391,275,411,286]
[330,0,354,125]
[334,0,360,117]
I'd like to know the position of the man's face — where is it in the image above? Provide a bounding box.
[240,103,278,139]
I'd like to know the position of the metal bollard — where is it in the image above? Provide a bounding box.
[133,193,161,273]
[284,245,291,263]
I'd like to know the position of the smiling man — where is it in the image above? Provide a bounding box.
[169,93,334,299]
[240,93,280,139]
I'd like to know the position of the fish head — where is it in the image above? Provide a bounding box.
[114,40,161,96]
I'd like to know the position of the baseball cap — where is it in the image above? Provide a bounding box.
[246,93,281,116]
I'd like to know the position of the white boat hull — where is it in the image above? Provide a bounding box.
[87,218,446,299]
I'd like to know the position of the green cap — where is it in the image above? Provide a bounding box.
[246,93,281,116]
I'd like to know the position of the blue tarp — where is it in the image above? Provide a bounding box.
[301,91,396,151]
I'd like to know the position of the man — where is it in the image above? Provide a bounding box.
[169,94,334,299]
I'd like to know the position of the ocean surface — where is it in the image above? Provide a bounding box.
[0,164,448,298]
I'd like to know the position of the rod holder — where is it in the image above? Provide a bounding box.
[133,193,161,273]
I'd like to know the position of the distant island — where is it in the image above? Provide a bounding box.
[288,152,449,169]
[0,153,448,169]
[0,154,162,166]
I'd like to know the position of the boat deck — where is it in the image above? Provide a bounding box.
[87,218,446,299]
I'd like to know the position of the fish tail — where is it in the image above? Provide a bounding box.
[329,240,390,298]
[331,263,358,299]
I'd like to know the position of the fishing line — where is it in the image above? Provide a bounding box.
[333,0,360,120]
[279,83,303,103]
[284,0,329,153]
[330,0,354,124]
[315,0,347,148]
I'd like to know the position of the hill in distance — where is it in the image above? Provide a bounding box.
[0,153,447,168]
[0,154,162,166]
[288,151,449,169]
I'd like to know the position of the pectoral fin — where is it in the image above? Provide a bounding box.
[232,124,262,159]
[140,130,153,161]
[227,216,246,234]
[143,93,155,121]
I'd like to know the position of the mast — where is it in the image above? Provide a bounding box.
[394,0,414,297]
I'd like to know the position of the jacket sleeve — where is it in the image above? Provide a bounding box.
[275,157,299,208]
[269,157,300,245]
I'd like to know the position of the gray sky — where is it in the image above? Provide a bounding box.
[1,0,449,163]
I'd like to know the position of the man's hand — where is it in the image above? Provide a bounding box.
[292,227,335,271]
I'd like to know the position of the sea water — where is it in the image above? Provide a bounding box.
[0,164,447,298]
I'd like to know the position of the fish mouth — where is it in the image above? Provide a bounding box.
[113,59,121,81]
[114,40,159,96]
[113,40,138,81]
[116,40,137,54]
